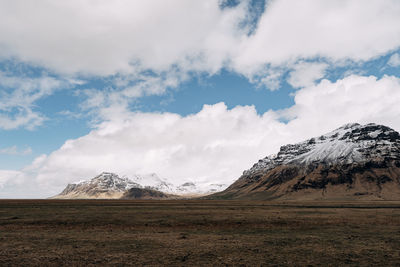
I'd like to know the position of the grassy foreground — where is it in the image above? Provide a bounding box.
[0,200,399,266]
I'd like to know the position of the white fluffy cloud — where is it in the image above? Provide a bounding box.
[0,0,247,76]
[0,0,399,82]
[234,0,400,75]
[287,62,328,88]
[0,1,248,126]
[388,53,400,67]
[282,75,400,135]
[28,103,288,196]
[2,74,400,198]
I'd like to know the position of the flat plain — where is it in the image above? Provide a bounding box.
[0,200,399,266]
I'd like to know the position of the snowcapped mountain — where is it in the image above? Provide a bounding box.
[213,123,400,200]
[130,173,176,194]
[175,182,228,195]
[244,123,400,175]
[52,172,143,199]
[129,173,228,195]
[52,172,227,199]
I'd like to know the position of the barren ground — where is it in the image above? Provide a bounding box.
[0,200,400,266]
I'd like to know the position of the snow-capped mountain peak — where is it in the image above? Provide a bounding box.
[243,123,400,176]
[75,172,142,191]
[129,173,176,193]
[53,172,143,199]
[214,123,400,201]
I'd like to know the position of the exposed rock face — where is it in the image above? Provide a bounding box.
[52,172,169,199]
[214,123,400,200]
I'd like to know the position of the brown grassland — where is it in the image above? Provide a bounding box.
[0,199,399,266]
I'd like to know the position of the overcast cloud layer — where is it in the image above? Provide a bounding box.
[1,0,399,76]
[0,0,400,197]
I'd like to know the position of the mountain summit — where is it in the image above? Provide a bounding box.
[52,172,142,199]
[52,172,174,199]
[213,123,400,200]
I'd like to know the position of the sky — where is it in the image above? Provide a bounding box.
[1,0,400,198]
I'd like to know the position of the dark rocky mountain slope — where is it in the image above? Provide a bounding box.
[121,187,172,199]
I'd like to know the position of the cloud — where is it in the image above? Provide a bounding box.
[0,0,398,132]
[0,110,45,131]
[388,53,400,67]
[234,0,400,75]
[79,70,190,122]
[254,67,285,91]
[0,146,32,156]
[0,0,399,94]
[0,170,23,188]
[0,0,248,76]
[0,71,70,129]
[27,103,288,196]
[282,74,400,135]
[287,62,328,88]
[2,74,400,198]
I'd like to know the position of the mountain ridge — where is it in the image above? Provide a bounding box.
[52,172,228,199]
[212,123,400,200]
[52,172,144,199]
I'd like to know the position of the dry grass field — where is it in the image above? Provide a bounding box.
[0,200,399,266]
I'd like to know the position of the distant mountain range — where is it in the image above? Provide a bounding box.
[52,172,227,199]
[53,123,400,200]
[212,123,400,200]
